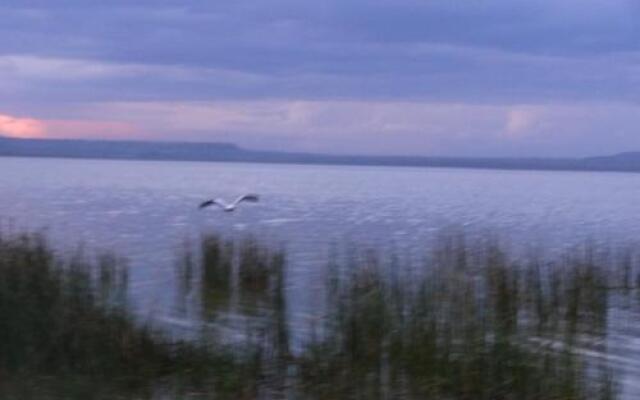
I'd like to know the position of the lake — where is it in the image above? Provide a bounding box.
[2,156,640,397]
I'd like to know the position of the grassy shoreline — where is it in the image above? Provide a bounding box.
[1,229,638,399]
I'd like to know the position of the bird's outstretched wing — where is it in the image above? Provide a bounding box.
[199,199,228,209]
[198,199,215,209]
[232,194,260,206]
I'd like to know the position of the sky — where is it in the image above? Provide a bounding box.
[1,0,639,157]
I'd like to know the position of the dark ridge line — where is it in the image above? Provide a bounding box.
[1,136,639,173]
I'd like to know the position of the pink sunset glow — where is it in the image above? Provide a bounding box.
[0,113,139,140]
[0,114,46,138]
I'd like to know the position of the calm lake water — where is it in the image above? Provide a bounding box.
[2,156,640,397]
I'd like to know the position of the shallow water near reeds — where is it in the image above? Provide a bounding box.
[2,156,640,398]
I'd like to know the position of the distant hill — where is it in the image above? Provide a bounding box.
[1,136,639,173]
[0,137,241,161]
[582,152,640,171]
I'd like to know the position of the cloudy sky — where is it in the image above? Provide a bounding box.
[1,0,639,157]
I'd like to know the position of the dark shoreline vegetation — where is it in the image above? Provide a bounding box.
[1,229,639,399]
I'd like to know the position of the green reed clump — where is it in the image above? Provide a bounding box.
[191,234,289,352]
[192,233,286,300]
[238,236,286,293]
[2,228,635,399]
[175,238,195,298]
[201,234,234,292]
[179,233,291,394]
[298,235,627,400]
[0,231,257,399]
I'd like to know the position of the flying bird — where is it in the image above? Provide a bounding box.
[199,194,260,212]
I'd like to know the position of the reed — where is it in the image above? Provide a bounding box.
[0,231,256,399]
[200,234,234,292]
[194,233,289,355]
[2,228,637,399]
[297,235,631,400]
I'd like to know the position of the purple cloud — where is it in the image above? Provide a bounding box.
[1,1,639,156]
